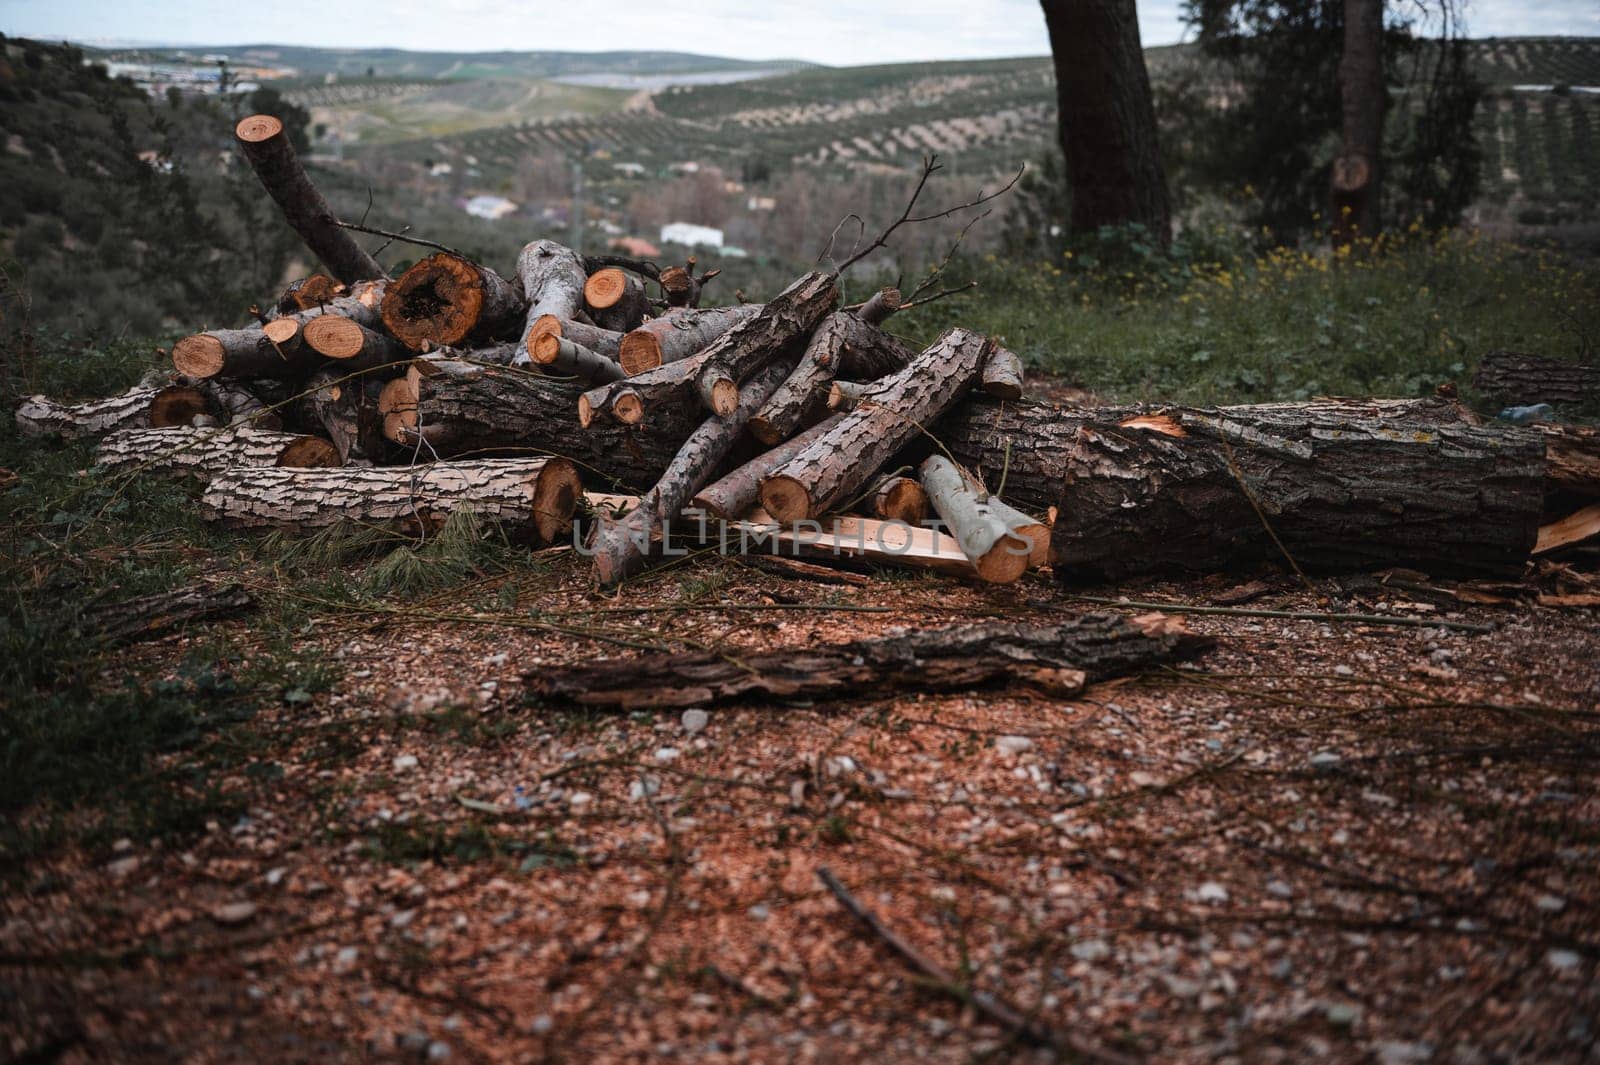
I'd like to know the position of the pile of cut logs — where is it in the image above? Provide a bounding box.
[15,114,1600,586]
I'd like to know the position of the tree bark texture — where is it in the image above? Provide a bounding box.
[980,345,1026,400]
[172,320,320,381]
[200,457,582,543]
[83,584,254,646]
[15,384,162,439]
[96,425,339,478]
[526,612,1208,710]
[691,414,847,521]
[1051,404,1546,581]
[694,272,840,416]
[618,305,764,375]
[233,114,385,284]
[748,312,917,445]
[1473,350,1600,409]
[1331,0,1386,244]
[300,367,394,464]
[381,254,526,351]
[919,455,1031,583]
[1039,0,1172,242]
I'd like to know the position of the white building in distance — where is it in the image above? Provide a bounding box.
[660,222,723,249]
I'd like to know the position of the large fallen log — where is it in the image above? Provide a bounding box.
[1473,350,1600,409]
[381,253,525,351]
[693,272,840,416]
[617,305,764,375]
[200,457,581,542]
[234,114,384,284]
[1051,404,1546,580]
[14,380,164,439]
[760,328,992,522]
[526,611,1209,710]
[82,583,254,646]
[97,425,339,477]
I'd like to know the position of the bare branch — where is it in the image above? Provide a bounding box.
[328,218,463,259]
[834,156,1025,276]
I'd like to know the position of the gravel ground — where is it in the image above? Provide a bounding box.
[3,554,1597,1063]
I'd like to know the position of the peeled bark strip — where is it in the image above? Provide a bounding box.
[694,272,840,416]
[583,268,649,333]
[530,334,625,383]
[1052,404,1546,581]
[384,358,700,491]
[919,455,1030,583]
[84,584,253,646]
[300,367,391,464]
[592,357,797,585]
[1473,350,1600,409]
[526,612,1208,710]
[15,383,162,439]
[761,328,992,523]
[862,473,930,526]
[172,318,318,381]
[234,114,384,284]
[382,253,526,351]
[201,458,582,543]
[523,314,623,364]
[278,274,343,313]
[618,305,763,375]
[980,345,1025,400]
[96,425,339,478]
[691,413,847,520]
[303,315,407,369]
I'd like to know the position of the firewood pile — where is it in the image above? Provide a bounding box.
[15,114,1600,588]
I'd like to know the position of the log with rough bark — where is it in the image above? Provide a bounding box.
[617,305,764,375]
[1539,423,1600,498]
[303,315,408,369]
[526,611,1209,710]
[522,315,623,364]
[761,328,992,523]
[14,381,163,438]
[382,358,700,491]
[1051,403,1546,580]
[580,348,714,427]
[919,455,1031,583]
[861,472,930,526]
[97,425,339,477]
[591,357,797,584]
[690,413,847,521]
[529,334,625,383]
[234,115,384,284]
[980,345,1025,400]
[513,240,589,362]
[201,457,582,542]
[172,317,318,380]
[278,274,343,313]
[196,378,289,429]
[1473,350,1600,409]
[694,272,840,416]
[748,310,918,444]
[300,367,392,464]
[83,583,254,646]
[381,253,526,351]
[583,267,649,333]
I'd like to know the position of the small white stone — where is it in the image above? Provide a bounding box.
[995,735,1033,756]
[1195,881,1230,904]
[568,791,593,807]
[1536,894,1566,913]
[392,754,419,773]
[654,747,680,764]
[1547,948,1581,972]
[213,901,258,926]
[680,708,709,735]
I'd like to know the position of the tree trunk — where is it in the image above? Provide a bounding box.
[528,334,625,383]
[591,356,797,584]
[381,253,526,351]
[748,311,917,445]
[760,328,992,522]
[303,315,408,369]
[1039,0,1172,243]
[1473,350,1600,409]
[526,612,1208,710]
[1052,404,1545,580]
[14,382,162,439]
[919,455,1031,583]
[83,584,253,646]
[201,457,582,543]
[618,305,764,375]
[1331,0,1386,245]
[691,413,847,520]
[694,272,840,417]
[514,240,589,363]
[97,425,339,478]
[172,318,320,380]
[233,114,385,284]
[583,267,650,333]
[980,345,1025,400]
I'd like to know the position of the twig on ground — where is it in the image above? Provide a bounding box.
[1064,595,1495,634]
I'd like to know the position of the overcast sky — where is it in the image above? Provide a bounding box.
[3,0,1596,65]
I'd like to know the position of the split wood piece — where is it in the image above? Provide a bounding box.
[515,240,588,362]
[523,314,623,364]
[14,382,163,439]
[980,344,1025,400]
[201,457,582,543]
[748,311,918,444]
[691,414,847,520]
[919,455,1031,583]
[278,274,343,313]
[761,327,992,523]
[617,305,763,375]
[172,317,318,380]
[526,610,1209,710]
[300,367,393,464]
[861,472,930,526]
[82,583,254,646]
[530,334,625,383]
[580,348,714,428]
[303,315,408,369]
[853,286,903,326]
[383,358,701,492]
[583,267,650,333]
[1053,404,1547,581]
[1473,349,1600,409]
[381,253,526,351]
[96,425,340,478]
[591,356,797,585]
[694,272,840,417]
[233,114,384,284]
[1534,504,1600,556]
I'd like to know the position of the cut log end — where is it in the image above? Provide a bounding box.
[709,377,739,418]
[613,390,645,425]
[525,314,564,360]
[234,114,283,144]
[583,268,629,310]
[618,331,663,376]
[746,414,782,446]
[276,436,342,468]
[875,476,930,525]
[282,274,342,312]
[577,393,597,429]
[379,377,419,444]
[531,332,562,366]
[262,318,301,348]
[302,315,367,359]
[529,457,583,544]
[148,386,210,428]
[380,254,485,350]
[760,475,813,524]
[172,334,226,379]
